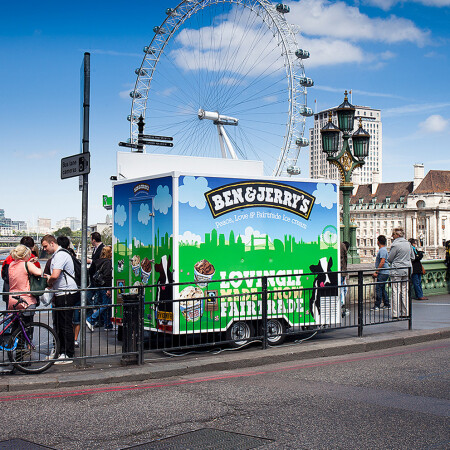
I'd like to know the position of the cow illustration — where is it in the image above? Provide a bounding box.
[309,256,338,319]
[154,255,174,332]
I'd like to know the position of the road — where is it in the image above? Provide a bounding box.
[0,339,449,449]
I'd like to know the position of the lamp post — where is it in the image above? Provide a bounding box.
[320,91,370,263]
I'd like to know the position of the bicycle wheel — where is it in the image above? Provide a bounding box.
[8,322,60,374]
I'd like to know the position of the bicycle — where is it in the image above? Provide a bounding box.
[0,296,60,374]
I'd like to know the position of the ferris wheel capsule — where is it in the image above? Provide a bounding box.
[153,26,166,34]
[299,106,313,117]
[296,137,309,147]
[276,4,290,13]
[127,114,139,122]
[295,49,310,59]
[166,8,175,15]
[287,166,301,175]
[143,46,156,54]
[129,90,142,99]
[299,77,314,87]
[135,68,148,76]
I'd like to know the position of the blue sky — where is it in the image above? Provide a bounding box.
[1,0,449,227]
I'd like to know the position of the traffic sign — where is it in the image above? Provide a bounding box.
[140,134,173,141]
[140,140,174,147]
[61,153,90,180]
[119,142,139,149]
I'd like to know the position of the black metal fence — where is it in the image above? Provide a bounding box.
[1,267,412,370]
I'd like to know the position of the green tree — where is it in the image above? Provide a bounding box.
[101,226,112,246]
[54,227,72,237]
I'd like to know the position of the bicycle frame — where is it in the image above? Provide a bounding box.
[0,310,32,351]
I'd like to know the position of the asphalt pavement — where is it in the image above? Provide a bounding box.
[0,294,449,392]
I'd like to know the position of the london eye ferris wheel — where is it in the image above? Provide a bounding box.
[128,0,313,176]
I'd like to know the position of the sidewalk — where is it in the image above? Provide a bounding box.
[1,295,449,392]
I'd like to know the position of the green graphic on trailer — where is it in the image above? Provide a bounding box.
[113,177,173,330]
[177,176,339,332]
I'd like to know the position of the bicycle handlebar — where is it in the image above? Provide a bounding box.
[11,295,27,309]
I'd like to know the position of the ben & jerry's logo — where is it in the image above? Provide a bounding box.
[205,181,315,219]
[133,183,150,195]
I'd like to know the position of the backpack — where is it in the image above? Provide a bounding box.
[59,248,83,287]
[92,259,112,287]
[1,261,10,304]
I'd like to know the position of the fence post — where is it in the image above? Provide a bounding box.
[137,285,145,365]
[261,276,268,350]
[357,270,364,337]
[120,292,139,365]
[408,266,412,330]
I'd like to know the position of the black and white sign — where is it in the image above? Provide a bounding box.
[141,134,173,141]
[61,153,90,179]
[204,181,315,219]
[140,140,173,147]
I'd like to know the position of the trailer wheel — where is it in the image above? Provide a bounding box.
[265,319,286,345]
[226,321,254,347]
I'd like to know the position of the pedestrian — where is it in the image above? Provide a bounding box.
[86,246,113,331]
[57,235,82,348]
[41,234,78,364]
[340,241,350,317]
[387,228,415,319]
[2,237,41,335]
[409,238,427,300]
[371,235,390,310]
[7,244,43,359]
[445,240,450,292]
[86,232,104,323]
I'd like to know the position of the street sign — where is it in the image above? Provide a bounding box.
[103,195,112,210]
[140,140,174,147]
[119,142,139,149]
[61,152,90,180]
[141,134,173,141]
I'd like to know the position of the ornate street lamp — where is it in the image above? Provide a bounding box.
[320,91,370,263]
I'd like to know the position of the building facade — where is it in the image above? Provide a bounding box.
[56,217,82,231]
[309,105,382,184]
[350,165,450,261]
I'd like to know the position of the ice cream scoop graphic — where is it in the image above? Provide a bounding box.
[194,259,215,287]
[179,286,204,322]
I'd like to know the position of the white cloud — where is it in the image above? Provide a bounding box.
[179,176,210,209]
[364,0,450,10]
[238,226,266,245]
[287,0,429,45]
[115,204,127,227]
[384,102,450,117]
[313,183,337,209]
[154,185,173,215]
[138,203,151,225]
[419,115,449,133]
[179,230,202,245]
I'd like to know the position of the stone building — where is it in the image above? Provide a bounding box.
[350,165,450,261]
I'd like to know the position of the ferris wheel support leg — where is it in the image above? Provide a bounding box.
[217,124,227,159]
[218,124,238,160]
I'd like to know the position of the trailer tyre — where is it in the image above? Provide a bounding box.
[265,319,286,345]
[226,321,254,348]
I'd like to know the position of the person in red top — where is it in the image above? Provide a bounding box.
[1,237,41,335]
[2,236,41,303]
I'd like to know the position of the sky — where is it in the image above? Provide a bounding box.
[1,0,449,227]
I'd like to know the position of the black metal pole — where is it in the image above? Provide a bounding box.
[408,266,412,330]
[80,52,90,367]
[261,276,268,349]
[138,285,145,365]
[357,270,364,337]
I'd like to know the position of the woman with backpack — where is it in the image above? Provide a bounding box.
[86,246,113,331]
